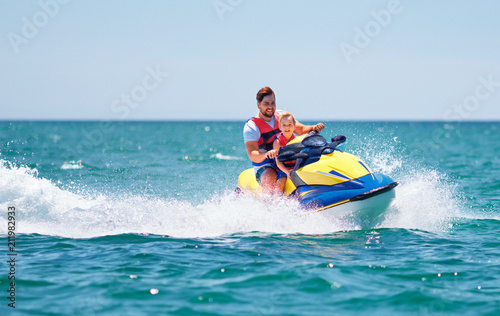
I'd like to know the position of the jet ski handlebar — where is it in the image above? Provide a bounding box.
[277,134,346,162]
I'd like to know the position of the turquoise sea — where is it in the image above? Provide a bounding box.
[1,121,499,315]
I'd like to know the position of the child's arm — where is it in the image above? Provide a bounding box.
[273,139,291,178]
[294,122,325,135]
[276,161,290,178]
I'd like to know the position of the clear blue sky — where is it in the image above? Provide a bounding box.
[2,0,500,121]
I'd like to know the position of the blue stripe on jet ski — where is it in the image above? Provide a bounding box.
[328,169,351,180]
[358,161,371,173]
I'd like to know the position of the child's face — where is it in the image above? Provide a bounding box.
[280,117,295,136]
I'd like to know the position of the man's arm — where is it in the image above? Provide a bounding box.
[245,141,272,163]
[244,121,277,162]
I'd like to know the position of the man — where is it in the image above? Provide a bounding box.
[243,86,324,194]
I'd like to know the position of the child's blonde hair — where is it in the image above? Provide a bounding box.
[279,111,296,126]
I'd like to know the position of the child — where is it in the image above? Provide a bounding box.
[273,112,297,179]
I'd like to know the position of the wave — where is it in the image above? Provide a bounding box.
[0,158,489,239]
[61,160,84,170]
[211,153,245,161]
[181,153,244,162]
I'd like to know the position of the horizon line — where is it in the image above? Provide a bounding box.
[1,118,500,123]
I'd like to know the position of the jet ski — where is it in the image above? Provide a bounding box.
[237,131,398,224]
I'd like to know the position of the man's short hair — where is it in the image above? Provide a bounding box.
[256,86,275,103]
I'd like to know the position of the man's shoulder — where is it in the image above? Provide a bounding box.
[243,119,260,143]
[244,118,258,130]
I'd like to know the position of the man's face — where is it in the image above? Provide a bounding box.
[258,95,276,118]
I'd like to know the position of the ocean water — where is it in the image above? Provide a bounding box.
[0,121,499,315]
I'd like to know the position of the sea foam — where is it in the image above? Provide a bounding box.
[0,157,473,239]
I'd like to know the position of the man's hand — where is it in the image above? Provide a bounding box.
[266,149,279,159]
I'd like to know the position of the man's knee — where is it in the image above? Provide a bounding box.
[261,168,278,185]
[262,168,277,179]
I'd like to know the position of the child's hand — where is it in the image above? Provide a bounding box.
[314,123,325,133]
[266,149,278,159]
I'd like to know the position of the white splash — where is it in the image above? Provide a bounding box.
[0,160,346,238]
[0,157,475,238]
[378,169,462,232]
